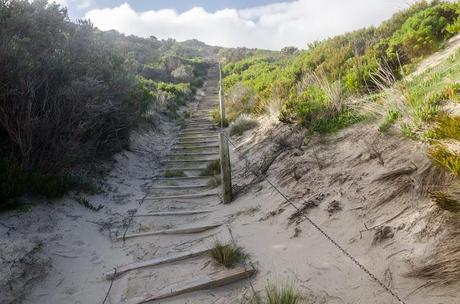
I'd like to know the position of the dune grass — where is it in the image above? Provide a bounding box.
[200,159,221,176]
[209,240,247,268]
[164,170,186,178]
[425,114,460,141]
[229,115,259,136]
[247,282,308,304]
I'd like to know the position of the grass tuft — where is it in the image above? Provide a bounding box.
[210,241,247,268]
[247,282,308,304]
[428,145,460,177]
[200,159,221,176]
[164,170,186,178]
[229,114,259,136]
[379,109,401,133]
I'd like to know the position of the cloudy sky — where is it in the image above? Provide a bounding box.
[57,0,421,50]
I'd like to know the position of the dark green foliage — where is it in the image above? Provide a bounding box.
[428,145,460,177]
[0,0,212,204]
[0,158,27,208]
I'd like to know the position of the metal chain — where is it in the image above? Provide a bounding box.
[221,132,406,304]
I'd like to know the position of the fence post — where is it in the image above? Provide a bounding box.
[218,64,232,204]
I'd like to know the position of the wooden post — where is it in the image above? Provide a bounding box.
[218,63,232,204]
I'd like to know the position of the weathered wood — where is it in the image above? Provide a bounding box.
[105,248,211,280]
[159,167,207,171]
[133,210,213,217]
[218,64,226,128]
[170,152,219,157]
[117,223,222,240]
[163,159,219,163]
[219,132,232,204]
[144,191,219,200]
[146,185,209,190]
[153,176,214,181]
[121,266,256,304]
[172,145,219,150]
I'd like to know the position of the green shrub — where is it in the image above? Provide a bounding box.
[430,191,460,213]
[428,145,460,177]
[425,115,460,140]
[0,158,27,208]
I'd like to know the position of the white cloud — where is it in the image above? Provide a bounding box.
[84,0,418,50]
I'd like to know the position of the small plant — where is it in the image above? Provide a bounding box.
[207,176,222,188]
[229,115,259,136]
[164,170,186,178]
[75,196,103,212]
[247,282,307,304]
[379,109,401,133]
[210,241,247,268]
[428,145,460,177]
[200,160,221,176]
[400,122,417,139]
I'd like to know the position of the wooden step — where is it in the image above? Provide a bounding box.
[170,152,219,157]
[145,192,219,200]
[133,210,213,217]
[106,247,212,280]
[121,266,256,304]
[163,159,219,163]
[118,223,222,240]
[146,185,209,190]
[172,145,219,150]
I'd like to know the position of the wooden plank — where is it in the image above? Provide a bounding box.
[105,248,211,280]
[158,167,207,171]
[146,185,209,190]
[144,192,219,200]
[133,210,213,217]
[153,176,213,181]
[117,223,222,240]
[163,159,219,164]
[172,145,219,150]
[121,266,256,304]
[170,152,219,157]
[219,132,232,204]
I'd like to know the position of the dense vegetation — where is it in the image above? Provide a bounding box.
[222,0,460,133]
[0,0,218,207]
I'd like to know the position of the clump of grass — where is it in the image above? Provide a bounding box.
[407,218,460,285]
[379,109,401,133]
[211,108,229,127]
[247,282,307,304]
[210,241,247,268]
[164,170,186,178]
[400,122,417,139]
[425,114,460,141]
[430,191,460,213]
[229,114,259,136]
[428,145,460,177]
[200,159,221,176]
[75,196,103,212]
[207,176,222,188]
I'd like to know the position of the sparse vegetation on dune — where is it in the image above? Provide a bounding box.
[200,160,221,176]
[222,1,459,134]
[209,240,247,268]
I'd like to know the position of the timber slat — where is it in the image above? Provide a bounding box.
[144,192,219,200]
[121,266,256,304]
[117,223,222,240]
[105,247,211,280]
[133,210,213,217]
